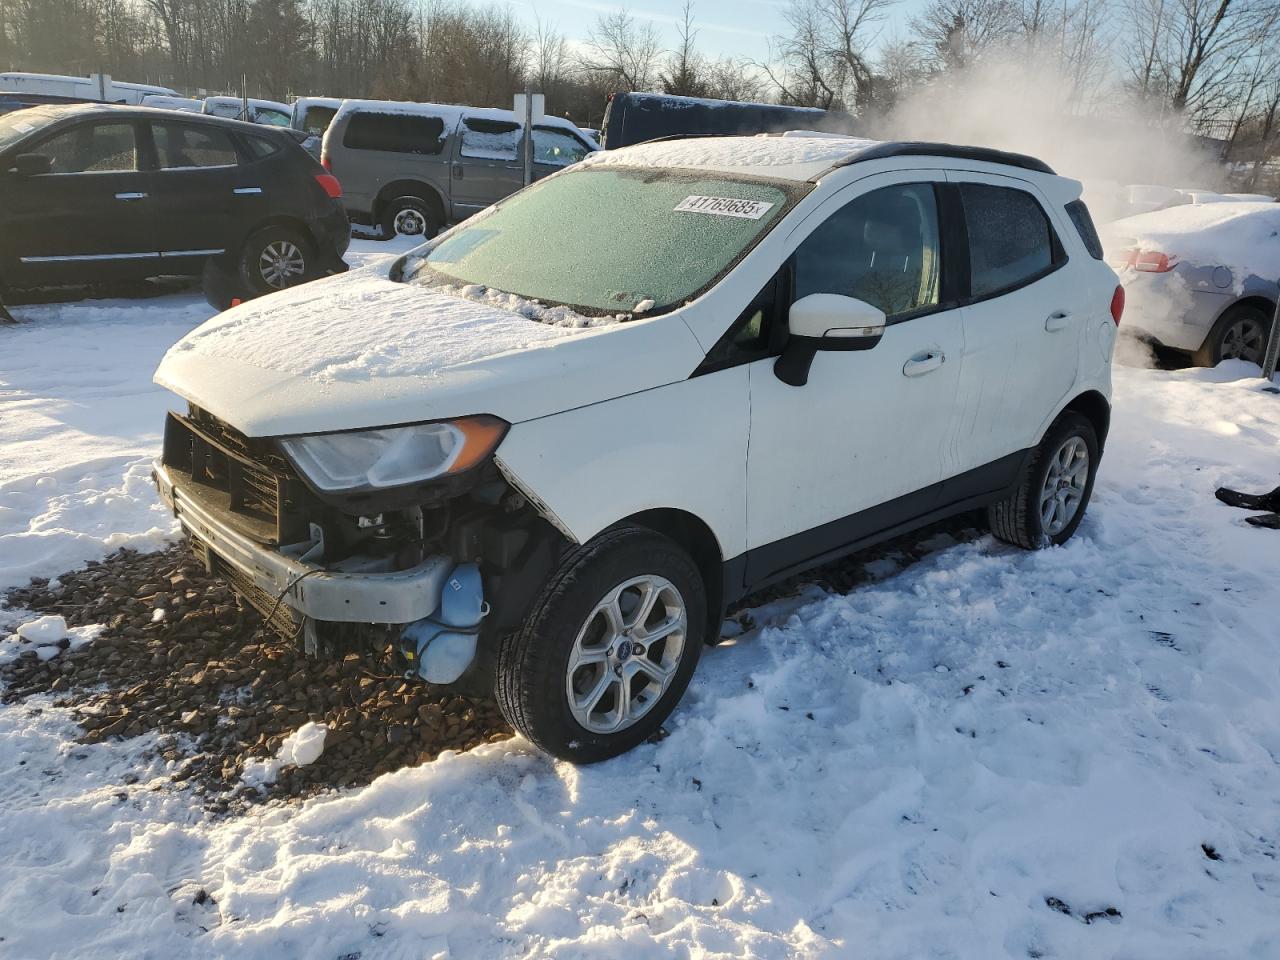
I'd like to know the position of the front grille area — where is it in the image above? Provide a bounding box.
[163,407,314,545]
[211,550,302,638]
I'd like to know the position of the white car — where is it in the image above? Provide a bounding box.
[152,135,1121,762]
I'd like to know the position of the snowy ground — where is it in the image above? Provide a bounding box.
[2,246,1280,958]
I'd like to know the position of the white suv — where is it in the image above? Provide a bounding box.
[153,135,1122,762]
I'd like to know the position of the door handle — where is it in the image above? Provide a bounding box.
[903,350,945,377]
[115,192,148,200]
[1045,310,1072,332]
[233,186,262,195]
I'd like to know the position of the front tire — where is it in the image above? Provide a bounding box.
[988,412,1099,549]
[1193,304,1271,367]
[496,525,705,763]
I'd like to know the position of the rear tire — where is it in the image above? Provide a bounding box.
[379,195,440,240]
[238,225,314,297]
[988,412,1099,549]
[496,525,705,763]
[1193,304,1271,367]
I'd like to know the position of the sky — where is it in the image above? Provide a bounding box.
[510,0,931,66]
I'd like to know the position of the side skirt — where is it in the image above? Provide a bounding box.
[723,449,1032,605]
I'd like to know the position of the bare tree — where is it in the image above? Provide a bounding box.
[762,0,894,108]
[703,56,766,101]
[1122,0,1273,121]
[910,0,1019,70]
[661,0,708,97]
[532,13,572,102]
[582,8,661,92]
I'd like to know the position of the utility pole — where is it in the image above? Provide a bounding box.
[1262,286,1280,384]
[522,85,533,188]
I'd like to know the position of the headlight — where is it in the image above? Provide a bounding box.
[280,416,508,492]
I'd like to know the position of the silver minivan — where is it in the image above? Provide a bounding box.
[321,101,595,239]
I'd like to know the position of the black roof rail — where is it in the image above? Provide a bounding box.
[832,141,1055,175]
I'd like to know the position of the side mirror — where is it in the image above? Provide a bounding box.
[11,154,52,177]
[774,293,886,386]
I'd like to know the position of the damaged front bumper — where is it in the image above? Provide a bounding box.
[153,460,453,629]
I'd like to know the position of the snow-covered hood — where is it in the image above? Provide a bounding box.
[154,270,705,437]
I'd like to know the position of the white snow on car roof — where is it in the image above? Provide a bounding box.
[330,98,583,134]
[1104,201,1280,279]
[579,134,883,181]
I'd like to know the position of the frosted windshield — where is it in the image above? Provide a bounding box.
[408,168,798,316]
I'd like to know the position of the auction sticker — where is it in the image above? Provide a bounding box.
[674,195,775,219]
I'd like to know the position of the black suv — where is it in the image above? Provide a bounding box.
[0,104,349,305]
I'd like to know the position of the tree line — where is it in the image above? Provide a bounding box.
[1,0,1278,160]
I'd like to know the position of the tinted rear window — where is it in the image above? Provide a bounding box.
[1065,199,1103,259]
[243,134,281,159]
[960,182,1059,298]
[343,113,446,155]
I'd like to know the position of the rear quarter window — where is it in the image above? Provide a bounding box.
[342,112,447,155]
[1065,199,1103,259]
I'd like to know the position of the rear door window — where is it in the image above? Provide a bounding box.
[960,182,1061,298]
[794,182,942,320]
[30,121,138,173]
[343,112,447,155]
[152,122,238,168]
[461,118,520,160]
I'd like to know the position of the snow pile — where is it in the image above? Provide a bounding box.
[160,270,584,386]
[241,722,328,787]
[1,615,101,665]
[434,282,625,328]
[1104,202,1280,284]
[0,295,211,592]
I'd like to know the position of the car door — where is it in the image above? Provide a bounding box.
[0,117,156,286]
[744,173,965,583]
[144,119,242,271]
[452,115,525,215]
[946,174,1080,471]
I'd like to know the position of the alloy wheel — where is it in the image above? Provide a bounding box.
[258,240,305,289]
[565,574,687,734]
[1220,317,1266,364]
[1040,435,1090,537]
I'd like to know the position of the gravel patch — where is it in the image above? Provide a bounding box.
[2,542,510,814]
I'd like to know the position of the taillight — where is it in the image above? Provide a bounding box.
[314,172,342,199]
[1110,284,1124,325]
[1118,248,1176,272]
[321,154,332,171]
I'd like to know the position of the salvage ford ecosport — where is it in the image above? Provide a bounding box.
[153,135,1122,762]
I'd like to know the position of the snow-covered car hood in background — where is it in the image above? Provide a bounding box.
[154,270,706,437]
